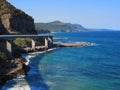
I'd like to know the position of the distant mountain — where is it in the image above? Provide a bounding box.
[35,21,87,32]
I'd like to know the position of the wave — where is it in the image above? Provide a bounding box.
[2,85,44,90]
[74,41,100,46]
[13,75,26,81]
[2,48,57,90]
[91,43,100,46]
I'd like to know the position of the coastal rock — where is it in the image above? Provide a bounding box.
[0,0,37,34]
[0,0,34,86]
[0,19,8,34]
[6,58,30,76]
[0,58,30,86]
[54,42,91,47]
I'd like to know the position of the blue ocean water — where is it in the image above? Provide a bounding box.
[3,31,120,90]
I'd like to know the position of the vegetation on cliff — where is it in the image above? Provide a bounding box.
[0,40,10,65]
[35,21,87,32]
[0,49,9,66]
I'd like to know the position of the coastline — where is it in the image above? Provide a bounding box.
[2,47,57,90]
[0,58,30,87]
[1,42,92,89]
[0,47,56,88]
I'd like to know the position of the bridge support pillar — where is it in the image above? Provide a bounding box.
[32,39,35,49]
[44,36,53,49]
[6,40,12,55]
[45,37,48,48]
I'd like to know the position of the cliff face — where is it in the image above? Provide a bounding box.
[0,0,37,34]
[0,19,8,34]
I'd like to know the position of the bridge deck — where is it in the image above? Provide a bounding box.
[0,34,53,39]
[0,34,53,54]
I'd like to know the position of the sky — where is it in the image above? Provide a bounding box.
[7,0,120,30]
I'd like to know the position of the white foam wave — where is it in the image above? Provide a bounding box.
[22,48,57,65]
[46,81,54,85]
[91,43,100,46]
[28,48,57,55]
[2,85,44,90]
[13,75,26,81]
[47,48,57,52]
[2,48,57,90]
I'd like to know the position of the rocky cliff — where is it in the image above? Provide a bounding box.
[0,0,37,86]
[0,19,8,34]
[0,0,37,34]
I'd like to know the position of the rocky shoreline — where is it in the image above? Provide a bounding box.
[0,58,30,87]
[0,0,36,86]
[0,47,48,87]
[53,42,91,47]
[0,0,92,88]
[0,41,91,88]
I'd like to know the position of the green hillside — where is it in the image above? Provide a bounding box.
[35,21,87,32]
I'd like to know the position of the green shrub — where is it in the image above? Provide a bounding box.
[13,38,31,47]
[0,51,8,64]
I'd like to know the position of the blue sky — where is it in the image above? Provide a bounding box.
[7,0,120,30]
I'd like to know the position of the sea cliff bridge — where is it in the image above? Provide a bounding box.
[0,34,53,55]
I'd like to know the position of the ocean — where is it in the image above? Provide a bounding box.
[2,31,120,90]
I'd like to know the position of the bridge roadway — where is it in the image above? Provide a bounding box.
[0,34,53,55]
[0,34,53,39]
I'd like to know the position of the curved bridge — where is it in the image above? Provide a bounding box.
[0,34,53,55]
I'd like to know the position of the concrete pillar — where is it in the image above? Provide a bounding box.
[45,37,48,48]
[6,40,12,54]
[32,39,36,49]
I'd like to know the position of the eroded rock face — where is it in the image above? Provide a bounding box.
[0,0,37,34]
[0,58,30,86]
[0,19,8,34]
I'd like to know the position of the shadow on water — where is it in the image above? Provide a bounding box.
[2,50,53,90]
[24,51,50,90]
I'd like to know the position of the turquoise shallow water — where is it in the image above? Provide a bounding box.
[3,31,120,90]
